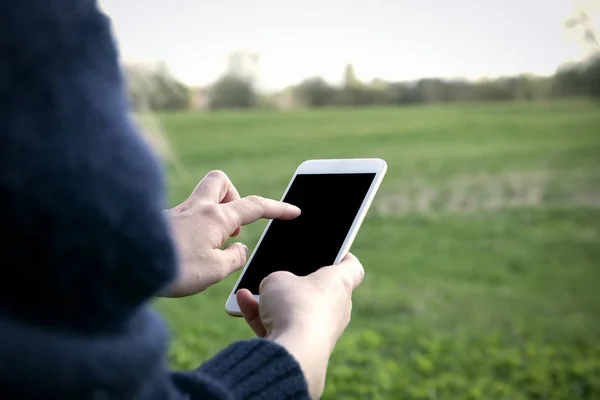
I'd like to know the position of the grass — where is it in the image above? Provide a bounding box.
[154,100,600,399]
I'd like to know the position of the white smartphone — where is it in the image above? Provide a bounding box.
[225,158,387,317]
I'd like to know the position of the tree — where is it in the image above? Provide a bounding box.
[565,10,600,98]
[343,64,360,88]
[552,61,590,97]
[124,62,189,111]
[209,75,257,109]
[226,51,259,82]
[208,51,260,109]
[294,77,335,108]
[583,54,600,97]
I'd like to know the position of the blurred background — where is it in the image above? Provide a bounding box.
[101,0,600,398]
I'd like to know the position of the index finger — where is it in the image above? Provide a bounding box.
[224,195,301,229]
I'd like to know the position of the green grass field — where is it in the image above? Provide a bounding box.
[155,100,600,399]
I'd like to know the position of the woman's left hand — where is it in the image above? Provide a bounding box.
[163,170,301,297]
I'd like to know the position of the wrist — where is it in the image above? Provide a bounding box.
[268,327,333,399]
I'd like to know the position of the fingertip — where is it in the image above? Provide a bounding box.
[236,289,267,337]
[282,203,301,219]
[236,289,257,314]
[236,289,266,337]
[236,288,252,301]
[340,252,365,288]
[341,252,358,262]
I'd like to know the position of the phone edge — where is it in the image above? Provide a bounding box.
[224,158,387,316]
[224,164,301,316]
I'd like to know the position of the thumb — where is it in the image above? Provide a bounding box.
[315,252,365,292]
[336,252,365,291]
[237,289,267,337]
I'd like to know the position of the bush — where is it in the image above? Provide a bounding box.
[323,327,600,400]
[165,324,600,399]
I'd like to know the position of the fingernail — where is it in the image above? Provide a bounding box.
[242,244,249,258]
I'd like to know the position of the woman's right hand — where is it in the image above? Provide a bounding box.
[236,253,365,399]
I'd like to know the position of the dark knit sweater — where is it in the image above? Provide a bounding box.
[0,1,308,398]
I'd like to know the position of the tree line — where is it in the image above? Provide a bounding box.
[124,53,600,112]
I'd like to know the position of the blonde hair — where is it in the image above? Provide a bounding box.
[127,63,191,184]
[134,112,191,184]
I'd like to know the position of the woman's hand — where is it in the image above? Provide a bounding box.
[164,170,300,297]
[236,253,365,399]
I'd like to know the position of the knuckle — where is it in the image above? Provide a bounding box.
[207,170,228,180]
[340,274,354,293]
[201,204,225,221]
[245,195,265,208]
[261,271,295,291]
[266,270,295,282]
[234,243,247,266]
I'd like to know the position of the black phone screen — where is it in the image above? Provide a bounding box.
[235,173,376,294]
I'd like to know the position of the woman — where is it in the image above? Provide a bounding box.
[0,1,364,399]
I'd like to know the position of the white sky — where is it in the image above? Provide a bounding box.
[100,0,600,91]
